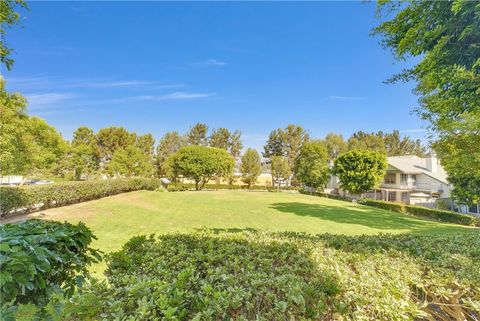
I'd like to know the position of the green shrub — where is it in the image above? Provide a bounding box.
[0,178,161,218]
[61,231,480,321]
[0,220,101,319]
[167,183,272,192]
[405,204,479,226]
[299,189,353,202]
[357,198,405,213]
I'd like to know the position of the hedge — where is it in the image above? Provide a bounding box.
[357,198,405,213]
[299,188,353,202]
[405,204,479,226]
[0,178,161,218]
[166,183,300,192]
[357,198,479,226]
[57,230,480,321]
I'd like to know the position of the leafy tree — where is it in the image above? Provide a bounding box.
[374,0,480,203]
[0,0,27,70]
[270,156,291,191]
[332,150,387,196]
[263,125,309,185]
[0,80,67,175]
[156,131,185,177]
[209,128,231,150]
[96,127,136,163]
[107,145,154,178]
[383,130,426,157]
[65,126,100,179]
[323,133,347,161]
[229,130,243,161]
[187,123,208,146]
[136,133,155,158]
[263,129,285,160]
[294,140,329,191]
[0,80,30,174]
[347,131,386,154]
[72,126,96,147]
[166,146,234,190]
[240,148,262,188]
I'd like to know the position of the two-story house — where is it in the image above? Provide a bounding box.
[327,154,452,206]
[365,154,452,205]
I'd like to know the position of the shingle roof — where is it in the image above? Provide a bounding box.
[387,155,449,184]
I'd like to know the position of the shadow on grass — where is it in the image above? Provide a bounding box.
[270,202,471,234]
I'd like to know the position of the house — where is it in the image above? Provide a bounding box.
[328,154,453,206]
[365,154,452,206]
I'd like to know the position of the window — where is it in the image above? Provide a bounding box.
[384,173,396,184]
[401,192,409,203]
[388,191,397,202]
[400,174,408,185]
[411,175,417,186]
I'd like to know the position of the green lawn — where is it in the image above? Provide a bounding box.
[40,190,472,257]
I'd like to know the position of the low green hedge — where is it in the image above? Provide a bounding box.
[166,183,285,192]
[405,204,479,226]
[357,198,478,226]
[56,230,480,321]
[0,178,161,218]
[357,198,405,213]
[299,189,353,202]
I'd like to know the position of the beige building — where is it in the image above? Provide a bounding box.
[329,154,452,206]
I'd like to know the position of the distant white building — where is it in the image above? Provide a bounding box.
[329,154,452,205]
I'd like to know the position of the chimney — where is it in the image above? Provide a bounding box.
[426,152,438,173]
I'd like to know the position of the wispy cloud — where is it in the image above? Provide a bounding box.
[131,92,214,101]
[25,93,76,109]
[399,129,428,133]
[6,76,180,90]
[327,96,366,101]
[192,59,227,68]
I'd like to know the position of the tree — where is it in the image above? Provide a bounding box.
[156,131,185,177]
[240,148,262,188]
[1,80,67,175]
[347,131,386,154]
[136,134,155,158]
[374,1,480,203]
[209,128,231,150]
[68,127,99,179]
[96,127,136,164]
[270,156,291,192]
[263,125,309,185]
[187,123,208,146]
[323,133,347,161]
[332,150,387,196]
[229,130,243,161]
[166,146,234,190]
[107,145,154,178]
[0,0,27,70]
[294,140,329,191]
[383,130,426,157]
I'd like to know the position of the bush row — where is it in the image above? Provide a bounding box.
[0,178,161,218]
[357,198,479,226]
[299,188,353,202]
[57,230,480,321]
[167,183,300,192]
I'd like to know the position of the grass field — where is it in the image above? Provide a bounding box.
[34,190,472,257]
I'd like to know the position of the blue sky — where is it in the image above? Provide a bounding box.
[3,1,426,151]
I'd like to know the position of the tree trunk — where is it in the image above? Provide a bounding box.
[195,180,199,191]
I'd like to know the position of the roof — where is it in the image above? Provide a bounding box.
[387,155,449,184]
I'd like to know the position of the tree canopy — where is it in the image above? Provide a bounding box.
[240,148,262,188]
[374,0,480,204]
[294,140,330,190]
[166,146,234,190]
[332,150,387,196]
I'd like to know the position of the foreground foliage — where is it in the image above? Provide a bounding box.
[0,220,100,319]
[57,230,480,321]
[0,178,161,218]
